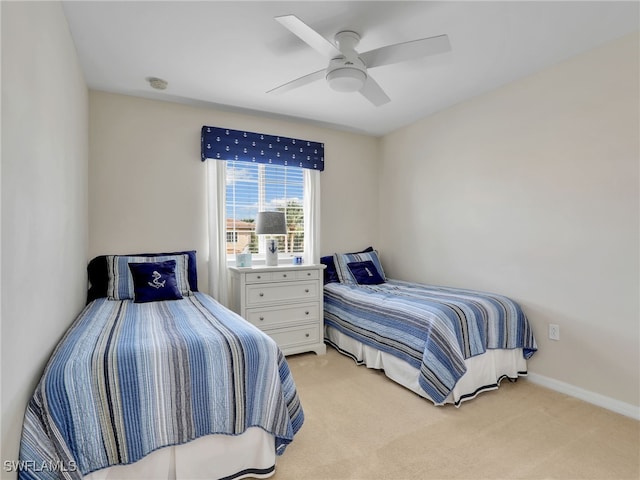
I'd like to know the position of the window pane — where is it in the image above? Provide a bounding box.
[226,161,305,256]
[226,162,259,254]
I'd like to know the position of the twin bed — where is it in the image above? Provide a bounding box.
[321,248,537,406]
[19,247,537,479]
[19,251,302,480]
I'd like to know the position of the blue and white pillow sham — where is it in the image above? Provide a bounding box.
[334,250,386,285]
[106,253,192,300]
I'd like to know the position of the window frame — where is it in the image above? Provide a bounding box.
[225,161,307,265]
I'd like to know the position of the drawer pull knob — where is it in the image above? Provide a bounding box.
[283,274,287,278]
[305,311,309,315]
[305,333,310,338]
[307,272,311,276]
[259,316,264,321]
[257,275,261,279]
[259,293,264,297]
[305,289,309,293]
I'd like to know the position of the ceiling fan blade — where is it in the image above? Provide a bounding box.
[267,69,326,95]
[275,14,342,59]
[359,76,390,107]
[360,34,451,69]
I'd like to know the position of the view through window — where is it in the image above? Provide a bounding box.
[226,161,305,257]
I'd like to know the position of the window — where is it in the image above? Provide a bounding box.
[226,160,305,258]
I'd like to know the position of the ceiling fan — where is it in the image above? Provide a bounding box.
[267,14,451,106]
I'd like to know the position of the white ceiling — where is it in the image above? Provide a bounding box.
[62,1,639,137]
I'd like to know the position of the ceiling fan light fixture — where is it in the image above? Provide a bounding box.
[326,68,366,93]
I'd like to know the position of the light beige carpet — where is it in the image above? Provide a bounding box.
[273,347,639,480]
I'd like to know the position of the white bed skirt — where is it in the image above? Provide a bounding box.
[325,325,528,406]
[84,427,276,480]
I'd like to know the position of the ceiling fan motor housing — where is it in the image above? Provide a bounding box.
[326,31,367,93]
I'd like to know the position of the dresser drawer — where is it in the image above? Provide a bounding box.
[295,269,319,281]
[246,281,318,306]
[245,271,272,283]
[271,270,297,281]
[246,303,319,329]
[267,324,320,350]
[246,269,319,283]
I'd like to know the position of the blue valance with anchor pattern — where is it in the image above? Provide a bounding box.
[201,126,324,171]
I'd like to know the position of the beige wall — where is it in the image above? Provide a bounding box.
[1,1,89,471]
[379,33,639,410]
[88,91,379,293]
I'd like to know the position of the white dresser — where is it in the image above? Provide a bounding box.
[228,264,327,356]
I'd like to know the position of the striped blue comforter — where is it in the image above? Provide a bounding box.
[18,293,303,479]
[324,280,537,404]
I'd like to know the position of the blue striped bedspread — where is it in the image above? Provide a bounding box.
[18,293,303,479]
[324,280,537,404]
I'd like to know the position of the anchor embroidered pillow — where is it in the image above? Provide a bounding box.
[346,260,386,285]
[333,250,386,285]
[128,260,183,303]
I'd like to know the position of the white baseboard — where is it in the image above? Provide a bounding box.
[526,373,639,420]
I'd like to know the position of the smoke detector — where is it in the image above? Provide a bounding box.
[146,77,168,90]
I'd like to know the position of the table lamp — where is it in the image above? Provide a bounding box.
[255,211,287,266]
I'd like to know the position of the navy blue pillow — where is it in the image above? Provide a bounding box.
[128,260,183,303]
[321,255,339,284]
[347,260,385,285]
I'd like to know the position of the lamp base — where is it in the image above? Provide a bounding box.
[265,239,278,266]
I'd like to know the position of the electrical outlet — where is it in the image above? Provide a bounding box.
[549,324,560,341]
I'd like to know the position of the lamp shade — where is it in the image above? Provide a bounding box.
[255,211,287,236]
